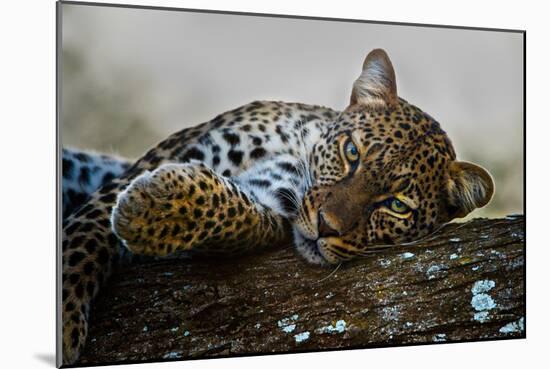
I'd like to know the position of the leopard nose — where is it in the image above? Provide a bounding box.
[318,211,340,238]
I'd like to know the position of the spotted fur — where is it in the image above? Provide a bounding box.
[62,149,130,218]
[61,49,494,364]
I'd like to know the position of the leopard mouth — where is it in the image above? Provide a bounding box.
[295,205,389,264]
[292,226,349,265]
[293,206,357,264]
[292,226,329,265]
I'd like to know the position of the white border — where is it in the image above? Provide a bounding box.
[2,1,546,368]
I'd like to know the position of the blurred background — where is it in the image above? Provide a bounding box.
[60,4,523,219]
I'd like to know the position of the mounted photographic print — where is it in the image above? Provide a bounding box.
[57,1,525,367]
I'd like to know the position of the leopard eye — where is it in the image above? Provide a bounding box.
[344,140,359,163]
[387,198,411,214]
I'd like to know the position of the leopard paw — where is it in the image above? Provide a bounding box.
[111,163,232,255]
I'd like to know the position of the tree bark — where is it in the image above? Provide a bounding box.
[78,215,525,365]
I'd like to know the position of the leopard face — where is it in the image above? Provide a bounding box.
[294,49,494,264]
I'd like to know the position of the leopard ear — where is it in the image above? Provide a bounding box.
[350,48,398,108]
[444,161,495,219]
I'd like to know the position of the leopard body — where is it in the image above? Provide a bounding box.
[61,49,494,364]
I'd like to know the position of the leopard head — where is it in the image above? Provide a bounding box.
[294,49,494,264]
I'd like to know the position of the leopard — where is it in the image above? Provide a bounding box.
[60,49,494,364]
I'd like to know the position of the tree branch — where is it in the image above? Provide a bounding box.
[78,216,525,365]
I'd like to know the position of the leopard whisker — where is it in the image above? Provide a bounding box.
[276,187,303,215]
[316,262,342,283]
[355,222,470,258]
